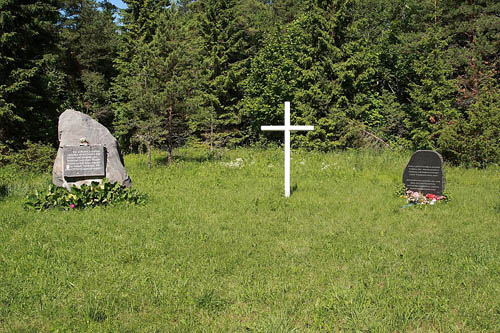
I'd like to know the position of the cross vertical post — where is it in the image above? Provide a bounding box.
[261,102,314,197]
[284,102,291,197]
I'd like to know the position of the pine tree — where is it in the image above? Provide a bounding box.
[437,0,500,166]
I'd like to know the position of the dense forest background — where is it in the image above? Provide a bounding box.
[1,0,499,167]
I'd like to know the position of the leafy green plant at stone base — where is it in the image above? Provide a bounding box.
[24,178,147,211]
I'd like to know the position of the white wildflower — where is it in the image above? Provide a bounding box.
[221,158,244,168]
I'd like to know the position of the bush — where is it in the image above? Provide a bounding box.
[0,173,9,200]
[25,179,147,211]
[0,142,12,167]
[439,86,500,168]
[11,141,57,173]
[0,141,56,172]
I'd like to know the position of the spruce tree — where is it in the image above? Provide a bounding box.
[152,6,193,163]
[242,0,354,150]
[0,0,65,147]
[194,0,259,148]
[113,1,193,164]
[112,0,168,152]
[59,0,121,128]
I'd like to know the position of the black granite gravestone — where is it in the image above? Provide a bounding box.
[63,145,106,178]
[403,150,445,195]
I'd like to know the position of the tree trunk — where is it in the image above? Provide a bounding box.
[147,139,151,169]
[167,104,173,165]
[210,111,214,152]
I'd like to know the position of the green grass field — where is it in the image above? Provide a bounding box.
[1,148,499,331]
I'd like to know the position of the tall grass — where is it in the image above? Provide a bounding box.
[1,148,499,331]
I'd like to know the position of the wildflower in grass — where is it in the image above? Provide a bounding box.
[221,158,244,168]
[70,204,75,209]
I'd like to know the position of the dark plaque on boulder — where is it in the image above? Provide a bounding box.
[63,145,106,178]
[403,150,445,195]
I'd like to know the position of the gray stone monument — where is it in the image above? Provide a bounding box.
[403,150,444,195]
[52,109,131,190]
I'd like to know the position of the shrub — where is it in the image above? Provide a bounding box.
[25,179,147,211]
[0,173,8,199]
[11,141,57,173]
[439,86,500,168]
[0,142,13,167]
[1,141,56,172]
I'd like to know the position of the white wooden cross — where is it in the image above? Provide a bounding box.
[261,102,314,197]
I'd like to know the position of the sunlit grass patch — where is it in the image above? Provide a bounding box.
[0,148,499,331]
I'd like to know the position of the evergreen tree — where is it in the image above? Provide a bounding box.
[404,28,457,149]
[152,6,194,163]
[443,0,500,109]
[242,0,356,150]
[438,0,500,166]
[439,78,500,167]
[112,0,168,152]
[113,1,193,164]
[0,0,65,147]
[59,0,121,127]
[194,0,261,148]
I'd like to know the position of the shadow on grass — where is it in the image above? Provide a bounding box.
[0,184,8,201]
[156,150,224,165]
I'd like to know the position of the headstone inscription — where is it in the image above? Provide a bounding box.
[53,109,131,190]
[403,150,445,195]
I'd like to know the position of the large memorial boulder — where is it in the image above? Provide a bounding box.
[403,150,444,195]
[52,109,132,190]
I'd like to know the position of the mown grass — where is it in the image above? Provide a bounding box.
[1,147,499,331]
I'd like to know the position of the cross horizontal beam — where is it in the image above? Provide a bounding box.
[261,125,315,131]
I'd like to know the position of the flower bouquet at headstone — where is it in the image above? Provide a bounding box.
[402,190,448,207]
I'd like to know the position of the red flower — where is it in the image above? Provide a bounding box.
[425,193,436,199]
[70,204,75,209]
